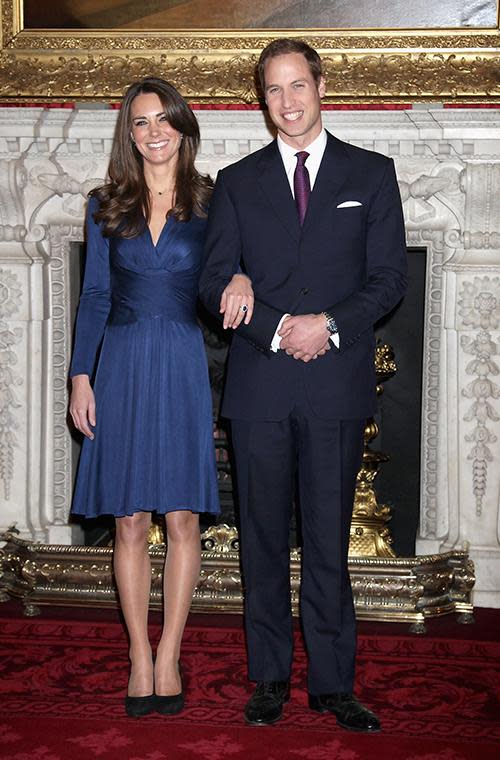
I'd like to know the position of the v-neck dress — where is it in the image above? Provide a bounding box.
[70,196,220,518]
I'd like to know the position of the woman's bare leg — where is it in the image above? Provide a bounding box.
[154,510,201,696]
[114,511,154,697]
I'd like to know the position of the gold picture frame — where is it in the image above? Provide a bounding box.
[0,1,499,103]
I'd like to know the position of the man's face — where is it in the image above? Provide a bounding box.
[263,52,325,149]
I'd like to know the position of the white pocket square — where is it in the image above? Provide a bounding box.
[337,200,362,208]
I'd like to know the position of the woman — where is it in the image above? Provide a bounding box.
[69,77,253,717]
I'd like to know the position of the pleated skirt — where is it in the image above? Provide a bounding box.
[71,317,220,518]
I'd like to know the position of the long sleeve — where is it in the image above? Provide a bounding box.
[326,158,408,351]
[199,171,284,354]
[69,197,111,377]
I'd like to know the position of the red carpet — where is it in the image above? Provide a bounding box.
[0,603,499,759]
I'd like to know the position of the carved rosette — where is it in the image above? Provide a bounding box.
[459,276,500,515]
[0,267,22,500]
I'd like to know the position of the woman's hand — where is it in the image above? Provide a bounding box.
[69,374,96,440]
[219,273,254,329]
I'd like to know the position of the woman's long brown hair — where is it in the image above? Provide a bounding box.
[91,77,213,238]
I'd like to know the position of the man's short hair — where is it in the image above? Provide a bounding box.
[257,38,323,93]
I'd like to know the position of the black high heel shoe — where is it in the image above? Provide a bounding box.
[125,693,156,717]
[125,658,156,717]
[155,662,184,715]
[154,691,184,715]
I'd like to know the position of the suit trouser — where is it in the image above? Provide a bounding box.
[231,404,365,695]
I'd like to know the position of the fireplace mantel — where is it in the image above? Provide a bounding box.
[0,106,499,607]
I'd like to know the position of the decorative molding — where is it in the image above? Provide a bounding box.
[401,162,465,537]
[5,32,500,52]
[47,224,84,527]
[409,229,446,539]
[0,51,498,104]
[0,527,475,628]
[459,276,500,515]
[401,162,465,538]
[0,267,22,500]
[0,0,499,102]
[0,0,14,46]
[0,225,25,242]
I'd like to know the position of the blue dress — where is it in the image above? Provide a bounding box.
[70,196,220,518]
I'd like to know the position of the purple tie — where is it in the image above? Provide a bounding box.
[294,151,311,225]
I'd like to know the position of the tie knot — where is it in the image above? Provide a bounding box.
[295,151,309,167]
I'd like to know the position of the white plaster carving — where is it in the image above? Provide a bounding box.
[0,106,499,605]
[0,268,22,500]
[459,277,500,516]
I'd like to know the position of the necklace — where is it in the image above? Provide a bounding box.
[149,186,175,197]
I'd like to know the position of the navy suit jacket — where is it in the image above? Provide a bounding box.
[199,131,408,421]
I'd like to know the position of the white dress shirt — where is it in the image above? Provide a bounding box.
[277,128,327,196]
[270,129,339,351]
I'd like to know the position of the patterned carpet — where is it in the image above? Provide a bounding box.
[0,603,499,759]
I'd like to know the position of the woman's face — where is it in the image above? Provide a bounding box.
[130,92,183,168]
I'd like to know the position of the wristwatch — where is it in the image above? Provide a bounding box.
[322,311,338,336]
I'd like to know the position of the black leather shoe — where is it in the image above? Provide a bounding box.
[155,691,184,715]
[309,693,381,733]
[244,681,290,726]
[125,694,156,717]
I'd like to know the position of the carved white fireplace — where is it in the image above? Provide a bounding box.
[0,106,499,607]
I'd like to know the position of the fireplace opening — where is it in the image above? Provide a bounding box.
[374,247,426,556]
[70,243,426,557]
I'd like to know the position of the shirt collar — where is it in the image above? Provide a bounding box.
[277,128,327,167]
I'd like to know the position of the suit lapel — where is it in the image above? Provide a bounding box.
[257,141,301,243]
[256,133,352,240]
[302,132,352,233]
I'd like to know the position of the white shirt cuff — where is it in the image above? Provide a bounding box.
[270,313,291,352]
[330,332,340,349]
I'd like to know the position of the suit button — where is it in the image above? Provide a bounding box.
[300,288,310,295]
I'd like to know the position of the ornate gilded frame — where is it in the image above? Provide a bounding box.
[0,0,499,102]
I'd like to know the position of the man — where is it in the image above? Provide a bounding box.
[199,38,407,732]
